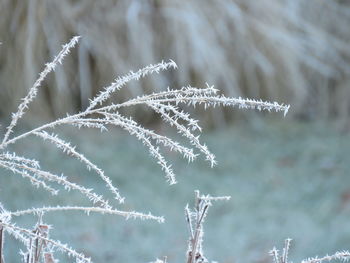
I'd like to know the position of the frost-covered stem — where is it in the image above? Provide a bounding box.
[301,251,350,263]
[282,238,292,263]
[117,85,218,108]
[100,111,177,184]
[34,131,124,203]
[270,247,280,263]
[188,217,204,263]
[1,36,80,145]
[186,191,226,263]
[150,103,216,167]
[96,113,197,162]
[8,206,164,223]
[0,161,111,209]
[0,107,113,149]
[185,205,194,240]
[86,60,177,111]
[0,98,142,149]
[145,97,289,115]
[0,118,68,150]
[199,195,231,202]
[0,110,103,149]
[0,161,59,195]
[194,201,209,256]
[0,152,40,169]
[27,224,49,263]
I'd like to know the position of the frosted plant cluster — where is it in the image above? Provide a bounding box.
[3,36,338,263]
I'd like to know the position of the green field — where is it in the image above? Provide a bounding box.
[1,119,349,263]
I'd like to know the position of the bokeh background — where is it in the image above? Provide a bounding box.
[1,0,350,262]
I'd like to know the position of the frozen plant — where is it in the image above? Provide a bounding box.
[0,36,288,262]
[185,191,231,263]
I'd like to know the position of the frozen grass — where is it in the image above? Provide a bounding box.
[0,36,290,262]
[1,119,350,262]
[0,23,348,263]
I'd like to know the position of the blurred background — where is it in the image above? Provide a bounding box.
[1,0,350,262]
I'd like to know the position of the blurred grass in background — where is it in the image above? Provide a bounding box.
[1,119,350,262]
[1,0,350,127]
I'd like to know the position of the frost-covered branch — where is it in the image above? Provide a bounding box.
[7,206,164,223]
[1,36,80,145]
